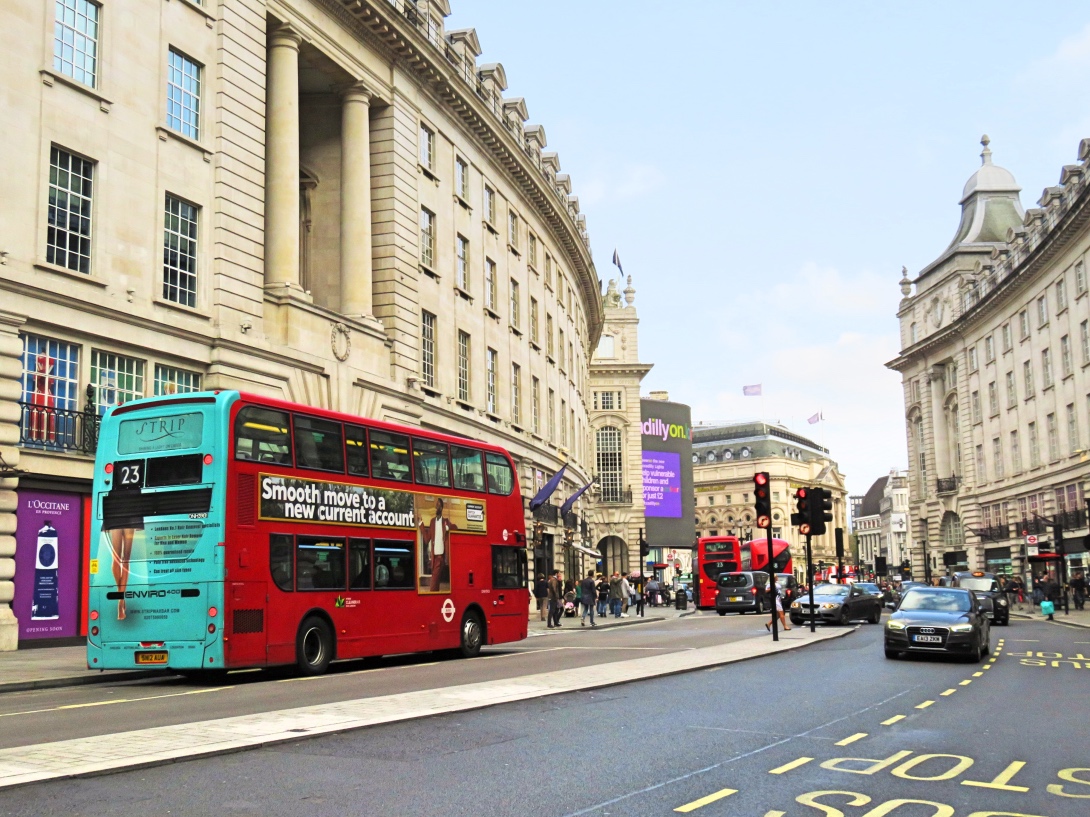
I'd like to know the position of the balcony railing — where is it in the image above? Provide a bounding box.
[532,502,559,525]
[1018,518,1049,536]
[977,524,1012,542]
[19,402,100,455]
[935,477,959,495]
[563,511,578,530]
[599,488,633,504]
[1057,508,1088,531]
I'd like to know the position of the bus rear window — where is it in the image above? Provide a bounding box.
[235,407,292,465]
[485,453,513,495]
[293,414,345,473]
[370,431,412,482]
[118,412,203,454]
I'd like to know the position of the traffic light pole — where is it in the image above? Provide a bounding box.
[805,533,816,634]
[767,524,778,642]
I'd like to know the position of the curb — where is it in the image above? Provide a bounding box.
[0,669,175,696]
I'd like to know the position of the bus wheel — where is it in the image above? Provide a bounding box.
[296,616,333,675]
[458,611,484,658]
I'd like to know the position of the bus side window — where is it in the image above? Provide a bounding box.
[369,430,412,482]
[270,534,294,592]
[413,439,451,487]
[297,536,346,590]
[374,540,414,589]
[293,414,345,473]
[349,538,372,590]
[492,546,526,589]
[235,407,292,465]
[485,453,514,495]
[345,425,368,477]
[450,446,484,492]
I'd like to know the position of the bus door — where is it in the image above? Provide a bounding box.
[225,580,267,667]
[488,545,527,643]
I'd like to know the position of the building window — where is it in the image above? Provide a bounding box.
[971,391,981,424]
[511,364,521,423]
[1019,309,1030,339]
[1056,278,1068,312]
[53,0,100,88]
[987,382,998,416]
[484,186,495,225]
[47,146,94,274]
[1047,413,1060,461]
[528,233,537,267]
[1067,403,1080,454]
[167,49,202,140]
[419,123,434,171]
[560,399,567,446]
[1001,323,1012,352]
[483,258,497,310]
[457,331,470,401]
[154,364,201,396]
[530,297,539,344]
[984,335,994,363]
[508,211,519,248]
[1037,295,1048,327]
[596,426,624,502]
[455,157,468,199]
[1077,260,1087,296]
[910,378,920,403]
[546,314,554,357]
[91,350,145,414]
[1082,320,1090,366]
[1028,422,1040,468]
[558,329,565,370]
[421,310,436,389]
[975,444,985,482]
[547,388,555,440]
[992,437,1004,480]
[531,376,540,433]
[163,194,198,308]
[1010,430,1021,473]
[455,235,469,291]
[510,280,520,329]
[1042,348,1053,389]
[568,342,574,376]
[600,391,615,410]
[21,334,81,417]
[419,208,435,268]
[968,346,978,372]
[1061,335,1073,378]
[545,254,553,288]
[1023,360,1034,396]
[1005,371,1016,408]
[910,322,917,344]
[486,348,497,414]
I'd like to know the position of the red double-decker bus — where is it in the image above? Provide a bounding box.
[89,391,528,677]
[741,537,793,575]
[694,536,741,608]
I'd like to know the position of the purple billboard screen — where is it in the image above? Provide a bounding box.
[643,451,681,518]
[14,490,83,640]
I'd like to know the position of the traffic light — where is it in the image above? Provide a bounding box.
[809,487,833,537]
[753,472,771,529]
[792,488,811,535]
[834,527,844,558]
[639,527,649,559]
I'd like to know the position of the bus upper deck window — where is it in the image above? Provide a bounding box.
[293,414,345,473]
[485,453,514,496]
[235,407,292,464]
[369,430,412,482]
[413,439,451,487]
[345,425,368,477]
[450,446,485,492]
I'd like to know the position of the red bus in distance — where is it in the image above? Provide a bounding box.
[693,536,741,608]
[741,537,793,575]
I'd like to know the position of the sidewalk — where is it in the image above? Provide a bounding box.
[1010,601,1090,629]
[526,601,695,633]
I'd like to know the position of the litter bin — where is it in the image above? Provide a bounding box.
[675,590,687,611]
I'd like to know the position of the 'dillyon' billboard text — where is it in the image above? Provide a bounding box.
[640,398,694,550]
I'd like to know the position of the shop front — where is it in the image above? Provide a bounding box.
[984,546,1013,577]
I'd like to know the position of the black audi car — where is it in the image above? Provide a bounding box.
[951,571,1010,625]
[884,586,990,661]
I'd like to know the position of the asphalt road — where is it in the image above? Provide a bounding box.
[0,610,767,750]
[4,616,1087,817]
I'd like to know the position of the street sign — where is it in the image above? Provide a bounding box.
[1025,534,1038,546]
[1027,545,1039,557]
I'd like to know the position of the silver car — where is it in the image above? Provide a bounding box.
[790,583,883,625]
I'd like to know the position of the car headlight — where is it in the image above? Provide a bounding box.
[820,603,839,609]
[997,599,1008,606]
[790,601,799,609]
[886,620,906,630]
[950,623,974,633]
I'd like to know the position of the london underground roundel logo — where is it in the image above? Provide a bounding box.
[441,598,456,623]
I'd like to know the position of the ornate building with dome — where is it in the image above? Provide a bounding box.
[888,137,1090,582]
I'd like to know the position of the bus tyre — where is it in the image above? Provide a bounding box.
[296,616,333,675]
[458,611,484,658]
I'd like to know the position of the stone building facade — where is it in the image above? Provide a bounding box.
[888,137,1090,582]
[691,422,848,575]
[854,470,910,578]
[0,0,602,649]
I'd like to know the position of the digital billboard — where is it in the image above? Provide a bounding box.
[640,399,694,550]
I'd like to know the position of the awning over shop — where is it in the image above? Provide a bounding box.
[570,544,602,559]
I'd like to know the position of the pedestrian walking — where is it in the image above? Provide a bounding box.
[1071,571,1087,611]
[534,573,548,621]
[547,570,564,628]
[766,578,791,632]
[596,573,609,617]
[609,571,624,617]
[1043,574,1059,620]
[620,574,633,617]
[580,570,598,627]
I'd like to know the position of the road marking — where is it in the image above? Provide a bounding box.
[835,733,868,746]
[982,665,991,670]
[940,689,957,696]
[881,715,905,726]
[916,700,935,709]
[959,680,972,686]
[1011,639,1039,642]
[674,787,737,812]
[763,812,786,817]
[962,760,1030,792]
[973,671,983,676]
[769,757,814,775]
[0,687,227,718]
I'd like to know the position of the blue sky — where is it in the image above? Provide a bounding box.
[447,1,1090,495]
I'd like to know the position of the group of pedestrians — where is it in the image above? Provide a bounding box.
[533,569,641,629]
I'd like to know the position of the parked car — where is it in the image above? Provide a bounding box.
[715,571,771,615]
[790,583,883,626]
[776,573,801,607]
[951,571,1009,625]
[884,586,990,661]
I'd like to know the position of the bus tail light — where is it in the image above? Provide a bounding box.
[104,463,114,474]
[140,642,165,647]
[203,454,213,465]
[208,607,218,618]
[208,623,217,634]
[90,610,99,621]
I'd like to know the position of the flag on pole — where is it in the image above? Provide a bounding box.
[612,249,623,275]
[808,412,823,424]
[529,464,567,511]
[743,384,762,396]
[560,477,597,516]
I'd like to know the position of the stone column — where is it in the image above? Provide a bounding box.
[264,25,303,292]
[928,366,950,479]
[0,312,26,651]
[340,82,374,319]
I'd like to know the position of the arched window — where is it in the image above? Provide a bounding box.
[941,511,964,547]
[596,426,624,502]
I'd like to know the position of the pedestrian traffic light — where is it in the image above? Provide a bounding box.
[753,472,771,529]
[809,487,833,537]
[792,488,810,535]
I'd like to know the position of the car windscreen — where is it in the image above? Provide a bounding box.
[958,578,998,592]
[717,574,750,588]
[815,585,849,596]
[899,590,971,612]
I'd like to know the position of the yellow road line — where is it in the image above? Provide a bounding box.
[835,733,868,746]
[916,700,935,709]
[0,687,227,718]
[973,672,983,676]
[763,812,787,817]
[769,757,814,775]
[674,787,737,812]
[941,689,957,696]
[959,680,972,686]
[982,665,991,670]
[881,715,905,725]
